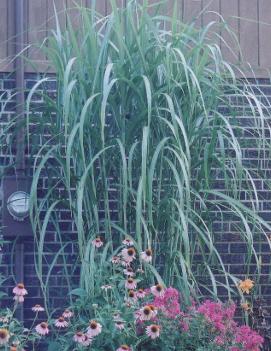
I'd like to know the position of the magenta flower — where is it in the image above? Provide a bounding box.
[234,325,264,351]
[152,287,181,318]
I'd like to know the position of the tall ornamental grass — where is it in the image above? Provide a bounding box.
[26,0,271,308]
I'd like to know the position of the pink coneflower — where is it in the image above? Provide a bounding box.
[117,345,131,351]
[134,309,142,320]
[0,317,8,323]
[137,268,145,274]
[92,237,103,248]
[0,329,9,345]
[13,283,28,296]
[32,304,45,313]
[141,249,152,263]
[136,288,146,298]
[126,290,137,303]
[138,305,155,321]
[62,309,73,319]
[35,322,49,336]
[121,247,136,263]
[87,320,102,337]
[121,260,131,267]
[113,312,121,321]
[151,284,165,297]
[125,278,137,290]
[80,334,92,346]
[146,324,160,339]
[101,284,112,291]
[123,267,135,277]
[149,304,158,316]
[13,295,24,303]
[73,331,85,343]
[115,320,125,330]
[111,256,121,264]
[55,316,68,328]
[122,238,134,246]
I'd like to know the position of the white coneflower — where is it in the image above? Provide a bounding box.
[32,304,45,313]
[125,278,137,290]
[92,237,103,248]
[123,267,135,277]
[117,345,131,351]
[55,316,68,328]
[73,331,85,343]
[62,309,73,319]
[13,283,28,296]
[101,284,112,291]
[122,238,134,246]
[115,320,125,330]
[140,249,152,263]
[87,320,102,337]
[138,305,154,321]
[150,284,165,297]
[146,324,160,339]
[121,247,136,263]
[111,256,121,264]
[136,288,146,299]
[35,322,49,336]
[0,329,9,345]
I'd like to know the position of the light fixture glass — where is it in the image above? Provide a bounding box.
[7,191,30,221]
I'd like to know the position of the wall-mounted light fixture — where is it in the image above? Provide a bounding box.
[2,176,33,237]
[7,191,30,221]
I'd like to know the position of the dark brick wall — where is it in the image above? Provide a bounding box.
[0,72,79,324]
[0,72,271,332]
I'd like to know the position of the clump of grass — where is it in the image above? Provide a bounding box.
[26,0,271,307]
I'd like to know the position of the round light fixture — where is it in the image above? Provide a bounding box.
[7,191,30,221]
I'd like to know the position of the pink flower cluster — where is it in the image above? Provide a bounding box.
[197,300,263,351]
[152,287,181,319]
[232,325,264,351]
[197,300,236,333]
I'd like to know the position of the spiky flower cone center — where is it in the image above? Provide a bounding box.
[127,248,135,256]
[90,321,97,329]
[143,307,151,315]
[155,284,162,292]
[0,329,8,339]
[151,325,159,332]
[128,290,135,298]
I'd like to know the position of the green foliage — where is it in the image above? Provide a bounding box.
[26,0,271,308]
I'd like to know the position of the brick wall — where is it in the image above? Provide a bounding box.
[0,73,271,346]
[0,72,80,325]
